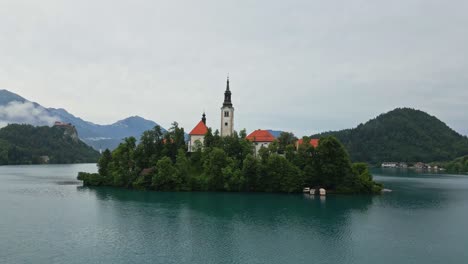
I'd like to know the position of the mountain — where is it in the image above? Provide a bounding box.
[0,89,165,150]
[0,124,100,164]
[0,89,27,105]
[312,108,468,164]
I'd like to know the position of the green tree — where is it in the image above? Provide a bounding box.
[97,149,112,184]
[264,154,303,193]
[203,147,231,191]
[152,156,180,190]
[277,132,296,154]
[223,165,244,191]
[175,149,191,191]
[242,154,259,191]
[112,137,137,187]
[314,136,353,189]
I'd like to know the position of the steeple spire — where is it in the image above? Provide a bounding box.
[226,74,230,91]
[220,75,234,137]
[223,75,232,107]
[202,112,206,124]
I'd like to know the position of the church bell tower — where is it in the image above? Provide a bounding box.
[221,76,234,137]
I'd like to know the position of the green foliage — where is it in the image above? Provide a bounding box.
[312,108,468,164]
[78,172,105,186]
[77,123,382,194]
[437,156,468,174]
[203,147,231,190]
[152,156,181,190]
[242,154,259,191]
[277,132,297,154]
[314,136,353,189]
[0,124,100,165]
[97,149,112,176]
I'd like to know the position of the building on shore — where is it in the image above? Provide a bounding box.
[188,113,208,152]
[187,77,316,155]
[246,129,276,155]
[188,77,235,152]
[296,138,319,150]
[381,162,408,168]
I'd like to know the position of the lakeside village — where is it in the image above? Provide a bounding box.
[381,162,445,171]
[77,77,383,194]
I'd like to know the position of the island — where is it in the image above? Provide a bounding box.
[78,78,381,194]
[78,124,382,194]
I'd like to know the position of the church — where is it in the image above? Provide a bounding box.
[188,77,318,154]
[188,77,234,152]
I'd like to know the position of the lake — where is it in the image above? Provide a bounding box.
[1,164,468,264]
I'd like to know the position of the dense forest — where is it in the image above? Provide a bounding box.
[313,108,468,164]
[0,124,100,165]
[436,156,468,174]
[78,123,382,194]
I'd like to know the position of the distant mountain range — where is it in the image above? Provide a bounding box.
[313,108,468,164]
[0,89,165,150]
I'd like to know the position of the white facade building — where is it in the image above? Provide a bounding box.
[188,113,208,152]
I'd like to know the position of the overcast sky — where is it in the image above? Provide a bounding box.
[1,0,467,136]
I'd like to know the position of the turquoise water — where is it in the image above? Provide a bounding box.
[1,165,468,264]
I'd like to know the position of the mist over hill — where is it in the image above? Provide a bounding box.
[0,89,165,150]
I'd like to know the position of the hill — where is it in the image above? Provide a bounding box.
[0,124,100,165]
[434,156,468,174]
[312,108,468,164]
[0,89,165,150]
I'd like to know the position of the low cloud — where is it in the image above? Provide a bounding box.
[0,101,59,128]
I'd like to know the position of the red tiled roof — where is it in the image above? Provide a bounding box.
[298,138,319,148]
[246,130,276,142]
[189,121,208,135]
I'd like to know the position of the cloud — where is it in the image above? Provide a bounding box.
[0,101,60,128]
[0,0,467,136]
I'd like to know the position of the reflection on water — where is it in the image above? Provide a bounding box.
[76,186,375,263]
[374,169,468,210]
[2,165,468,264]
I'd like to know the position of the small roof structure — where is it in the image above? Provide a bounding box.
[297,138,320,148]
[246,130,276,142]
[189,120,208,136]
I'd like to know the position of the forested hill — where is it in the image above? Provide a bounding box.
[312,108,468,164]
[0,124,100,165]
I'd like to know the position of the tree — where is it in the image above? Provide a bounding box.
[264,154,303,193]
[97,149,112,177]
[314,136,353,189]
[204,128,214,148]
[112,137,137,187]
[222,165,244,191]
[175,149,191,191]
[239,129,247,139]
[135,125,164,169]
[203,147,231,191]
[242,154,259,191]
[277,132,296,154]
[152,156,180,190]
[268,140,279,154]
